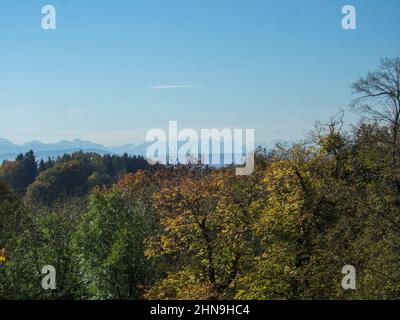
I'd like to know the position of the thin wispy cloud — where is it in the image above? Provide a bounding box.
[150,84,202,89]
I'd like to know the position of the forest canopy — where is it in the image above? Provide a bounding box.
[1,58,400,300]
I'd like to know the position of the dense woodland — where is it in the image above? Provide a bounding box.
[1,58,400,300]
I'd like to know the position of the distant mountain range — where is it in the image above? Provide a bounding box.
[0,138,280,163]
[0,138,153,162]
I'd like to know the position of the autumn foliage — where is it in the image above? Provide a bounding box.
[1,59,400,300]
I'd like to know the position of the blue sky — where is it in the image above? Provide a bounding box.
[0,0,399,145]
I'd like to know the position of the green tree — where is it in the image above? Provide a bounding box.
[26,159,91,206]
[0,150,37,193]
[73,171,158,299]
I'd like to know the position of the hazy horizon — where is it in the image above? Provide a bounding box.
[1,0,400,145]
